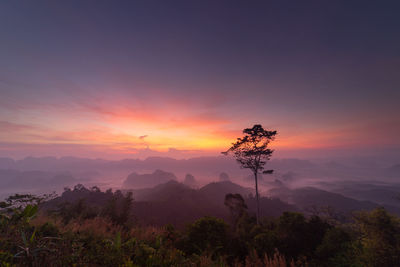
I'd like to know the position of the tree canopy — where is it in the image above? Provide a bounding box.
[222,124,276,175]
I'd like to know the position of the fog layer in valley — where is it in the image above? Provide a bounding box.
[1,155,400,221]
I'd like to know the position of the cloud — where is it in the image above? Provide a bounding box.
[139,135,148,140]
[0,121,37,132]
[167,147,201,154]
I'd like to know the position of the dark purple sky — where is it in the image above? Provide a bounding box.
[0,1,399,159]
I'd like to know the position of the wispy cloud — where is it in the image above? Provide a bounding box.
[0,121,38,132]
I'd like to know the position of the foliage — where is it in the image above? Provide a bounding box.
[102,190,134,228]
[222,125,277,174]
[51,186,134,228]
[1,187,400,266]
[352,207,400,266]
[180,216,230,257]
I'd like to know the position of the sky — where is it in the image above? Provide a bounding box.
[0,1,399,159]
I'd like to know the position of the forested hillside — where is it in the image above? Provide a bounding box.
[1,183,400,266]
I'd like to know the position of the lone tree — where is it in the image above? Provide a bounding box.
[222,124,277,224]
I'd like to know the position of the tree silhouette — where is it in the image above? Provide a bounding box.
[222,124,277,224]
[224,193,248,229]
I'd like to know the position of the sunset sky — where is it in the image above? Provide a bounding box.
[1,1,399,159]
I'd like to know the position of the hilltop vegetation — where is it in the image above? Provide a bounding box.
[1,184,400,266]
[43,181,296,227]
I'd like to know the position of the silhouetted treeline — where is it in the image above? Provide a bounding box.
[42,181,298,227]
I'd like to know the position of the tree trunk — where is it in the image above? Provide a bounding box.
[254,171,260,225]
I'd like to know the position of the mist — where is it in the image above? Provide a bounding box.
[1,152,399,216]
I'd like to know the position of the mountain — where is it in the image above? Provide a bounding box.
[0,157,15,169]
[0,169,75,190]
[199,181,253,205]
[183,173,197,187]
[329,181,400,208]
[127,180,195,201]
[268,158,315,171]
[268,186,400,217]
[129,180,296,226]
[0,156,321,178]
[41,184,114,210]
[386,164,400,177]
[123,169,177,189]
[43,180,297,227]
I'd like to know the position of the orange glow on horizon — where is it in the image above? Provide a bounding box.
[1,91,394,159]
